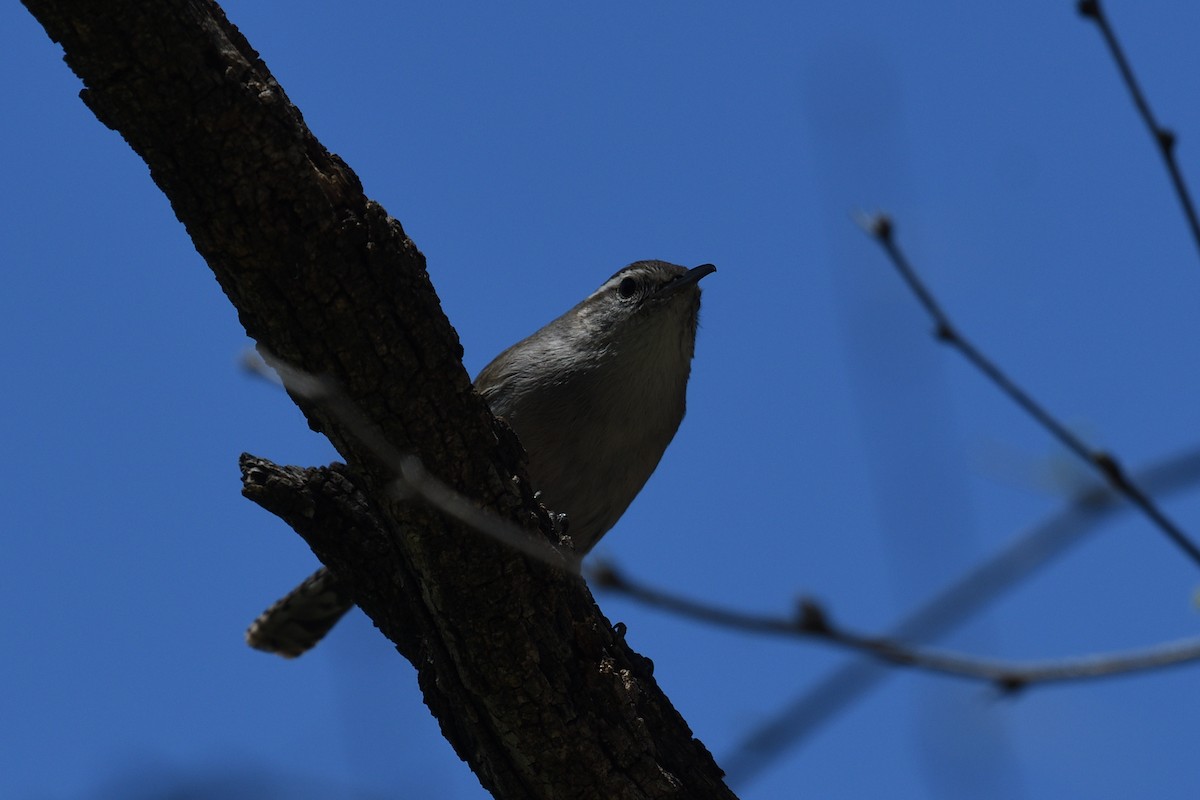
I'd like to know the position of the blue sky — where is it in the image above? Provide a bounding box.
[5,2,1200,798]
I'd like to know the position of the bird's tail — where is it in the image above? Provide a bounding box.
[245,567,355,658]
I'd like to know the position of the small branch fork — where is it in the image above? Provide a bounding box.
[1078,0,1200,261]
[241,352,583,576]
[859,213,1200,569]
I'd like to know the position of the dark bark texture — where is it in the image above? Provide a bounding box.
[20,1,736,798]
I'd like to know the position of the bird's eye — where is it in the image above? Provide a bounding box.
[617,276,638,299]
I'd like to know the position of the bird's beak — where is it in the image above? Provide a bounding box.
[658,263,716,299]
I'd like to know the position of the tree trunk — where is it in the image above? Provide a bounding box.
[19,1,736,798]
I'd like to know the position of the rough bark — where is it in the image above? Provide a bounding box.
[19,2,737,798]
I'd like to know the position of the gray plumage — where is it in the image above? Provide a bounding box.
[247,260,713,657]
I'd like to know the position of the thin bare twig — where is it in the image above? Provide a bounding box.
[723,447,1200,786]
[859,214,1200,568]
[592,562,1200,690]
[1078,0,1200,260]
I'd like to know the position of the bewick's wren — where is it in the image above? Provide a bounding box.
[247,260,714,657]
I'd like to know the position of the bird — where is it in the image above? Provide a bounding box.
[246,259,715,657]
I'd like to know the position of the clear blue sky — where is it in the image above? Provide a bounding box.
[5,2,1200,798]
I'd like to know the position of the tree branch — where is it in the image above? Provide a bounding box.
[1078,0,1200,261]
[719,446,1200,788]
[860,213,1200,568]
[20,2,735,797]
[593,562,1200,691]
